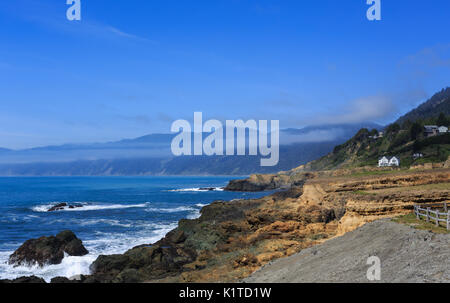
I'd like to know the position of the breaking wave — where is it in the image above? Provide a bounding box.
[0,222,177,282]
[31,202,149,213]
[167,187,224,192]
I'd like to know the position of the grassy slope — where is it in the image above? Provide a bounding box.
[306,129,450,171]
[393,213,450,234]
[298,88,450,171]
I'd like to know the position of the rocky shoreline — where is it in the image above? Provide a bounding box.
[2,167,449,283]
[8,230,88,267]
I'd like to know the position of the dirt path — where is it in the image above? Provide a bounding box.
[244,219,450,283]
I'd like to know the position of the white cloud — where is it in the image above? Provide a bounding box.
[297,96,395,126]
[6,1,157,45]
[280,129,347,144]
[401,44,450,68]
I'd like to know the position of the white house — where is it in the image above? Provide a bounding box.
[424,125,439,137]
[378,156,389,167]
[389,156,400,167]
[413,153,423,160]
[378,156,400,167]
[438,126,448,133]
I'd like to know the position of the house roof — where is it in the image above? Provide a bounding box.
[379,156,399,161]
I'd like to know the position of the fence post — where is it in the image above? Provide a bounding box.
[447,211,450,231]
[426,207,430,222]
[415,206,419,219]
[435,210,439,227]
[445,202,448,212]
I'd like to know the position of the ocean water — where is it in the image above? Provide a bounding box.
[0,176,270,281]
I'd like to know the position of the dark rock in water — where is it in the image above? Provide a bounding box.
[50,275,85,283]
[48,203,68,212]
[0,276,46,283]
[84,199,265,282]
[88,228,196,282]
[9,230,89,267]
[89,254,130,275]
[56,230,89,256]
[90,246,195,283]
[48,203,83,211]
[199,187,218,191]
[224,174,303,192]
[224,178,280,191]
[68,204,83,209]
[50,277,71,283]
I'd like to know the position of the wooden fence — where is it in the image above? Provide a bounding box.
[414,202,450,230]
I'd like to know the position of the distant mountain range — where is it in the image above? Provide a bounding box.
[6,85,450,176]
[0,134,174,164]
[0,123,380,176]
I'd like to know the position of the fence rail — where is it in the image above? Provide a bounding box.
[414,202,450,230]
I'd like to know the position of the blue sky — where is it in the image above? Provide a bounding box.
[0,0,449,149]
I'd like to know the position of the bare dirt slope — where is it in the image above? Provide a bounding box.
[244,219,450,283]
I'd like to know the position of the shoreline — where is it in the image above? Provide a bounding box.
[2,167,450,283]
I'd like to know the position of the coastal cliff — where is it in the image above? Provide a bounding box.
[61,167,450,282]
[5,167,449,283]
[245,219,450,283]
[82,183,342,282]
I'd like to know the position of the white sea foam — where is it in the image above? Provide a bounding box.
[4,193,217,281]
[77,219,132,228]
[0,250,96,283]
[31,202,149,213]
[187,211,201,220]
[167,187,224,192]
[145,205,205,219]
[145,206,196,213]
[0,222,177,282]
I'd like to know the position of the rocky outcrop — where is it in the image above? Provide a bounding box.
[225,173,307,191]
[295,169,450,236]
[50,275,86,283]
[47,203,83,211]
[230,155,450,193]
[52,183,312,282]
[0,276,46,283]
[86,228,197,283]
[64,168,445,283]
[9,168,447,283]
[9,230,89,267]
[82,182,347,283]
[198,187,224,191]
